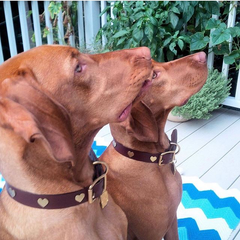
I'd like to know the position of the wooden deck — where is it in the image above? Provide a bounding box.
[165,108,240,192]
[97,107,240,191]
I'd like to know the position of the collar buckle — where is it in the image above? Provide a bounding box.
[158,142,180,166]
[88,161,108,204]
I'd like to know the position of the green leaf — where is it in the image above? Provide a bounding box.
[167,50,174,61]
[195,11,202,28]
[169,42,177,55]
[149,1,160,9]
[112,30,130,38]
[144,24,154,41]
[178,39,184,50]
[179,34,191,44]
[157,48,165,62]
[48,2,62,19]
[228,26,240,37]
[224,50,240,64]
[136,18,144,28]
[117,37,126,46]
[219,22,227,30]
[150,17,158,26]
[184,5,194,23]
[150,40,157,56]
[163,1,169,7]
[171,6,180,14]
[173,30,179,39]
[213,42,230,55]
[99,6,111,17]
[31,32,35,43]
[146,8,154,16]
[206,18,220,30]
[132,28,144,42]
[190,32,209,51]
[178,1,190,12]
[191,1,199,7]
[169,12,179,29]
[211,28,230,45]
[119,15,129,22]
[124,39,133,49]
[133,7,143,14]
[43,28,50,38]
[27,10,32,18]
[132,11,144,21]
[202,1,220,15]
[160,11,168,22]
[95,29,102,42]
[136,1,143,8]
[112,7,119,17]
[163,37,172,47]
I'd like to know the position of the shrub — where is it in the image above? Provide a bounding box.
[171,69,231,119]
[97,1,240,69]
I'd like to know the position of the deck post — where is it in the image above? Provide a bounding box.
[3,1,17,57]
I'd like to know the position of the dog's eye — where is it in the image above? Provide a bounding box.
[75,64,82,73]
[152,71,157,79]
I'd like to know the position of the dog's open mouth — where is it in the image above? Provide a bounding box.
[118,79,152,122]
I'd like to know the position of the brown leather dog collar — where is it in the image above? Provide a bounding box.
[112,129,180,166]
[5,149,109,209]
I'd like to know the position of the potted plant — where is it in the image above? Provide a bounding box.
[168,68,232,122]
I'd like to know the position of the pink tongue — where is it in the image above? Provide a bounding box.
[118,103,132,121]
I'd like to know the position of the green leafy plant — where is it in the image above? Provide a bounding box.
[171,69,232,120]
[97,1,240,69]
[191,12,240,69]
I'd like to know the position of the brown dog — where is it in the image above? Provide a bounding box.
[100,52,208,240]
[0,45,153,240]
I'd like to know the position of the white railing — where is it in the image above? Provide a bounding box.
[1,1,240,109]
[0,1,107,58]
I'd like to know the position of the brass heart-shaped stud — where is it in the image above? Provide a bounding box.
[8,187,16,198]
[150,156,157,162]
[127,151,134,158]
[75,193,85,203]
[37,198,49,208]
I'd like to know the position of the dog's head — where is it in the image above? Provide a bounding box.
[145,52,208,113]
[111,52,208,144]
[0,45,152,168]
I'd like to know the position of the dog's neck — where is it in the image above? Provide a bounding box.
[71,127,101,186]
[0,127,100,195]
[110,102,171,153]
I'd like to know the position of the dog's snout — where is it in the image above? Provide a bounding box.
[139,47,151,60]
[193,52,207,63]
[130,47,151,60]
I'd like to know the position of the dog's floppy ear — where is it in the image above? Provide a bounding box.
[120,101,159,142]
[0,69,75,165]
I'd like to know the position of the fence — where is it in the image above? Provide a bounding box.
[0,1,240,109]
[0,1,108,56]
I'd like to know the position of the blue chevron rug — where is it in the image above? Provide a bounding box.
[178,176,240,240]
[1,140,240,240]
